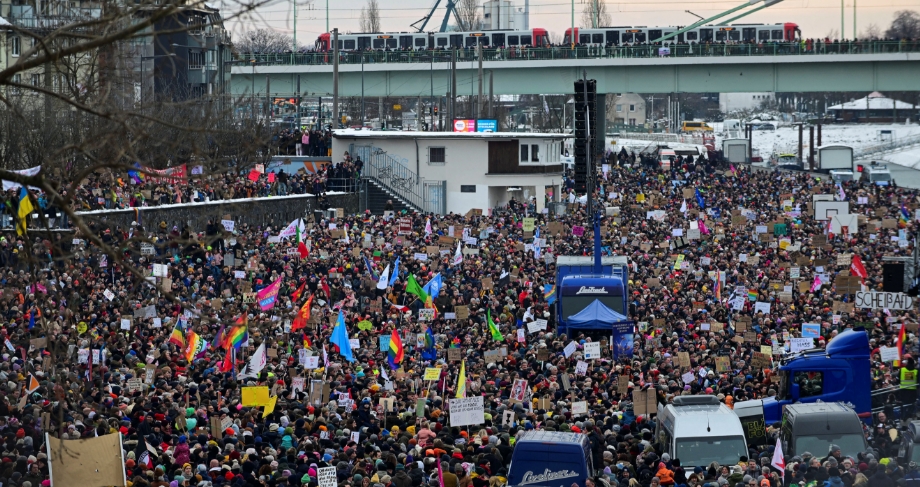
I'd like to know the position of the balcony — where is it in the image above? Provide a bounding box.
[8,5,102,31]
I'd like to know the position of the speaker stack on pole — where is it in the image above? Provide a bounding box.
[574,78,597,213]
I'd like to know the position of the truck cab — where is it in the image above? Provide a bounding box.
[780,403,868,460]
[734,329,872,426]
[860,162,892,186]
[656,396,749,468]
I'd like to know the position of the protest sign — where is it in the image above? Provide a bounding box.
[449,396,484,427]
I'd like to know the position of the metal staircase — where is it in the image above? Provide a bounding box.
[349,144,446,215]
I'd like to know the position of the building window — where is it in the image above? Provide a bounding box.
[629,104,636,112]
[31,74,41,86]
[531,144,539,162]
[628,118,636,126]
[189,51,204,69]
[520,144,529,162]
[616,104,622,112]
[460,185,476,193]
[10,74,20,95]
[428,146,446,164]
[11,37,20,57]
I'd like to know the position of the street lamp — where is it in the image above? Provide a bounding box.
[141,53,176,104]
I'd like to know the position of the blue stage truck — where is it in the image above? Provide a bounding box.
[555,255,630,335]
[734,329,873,437]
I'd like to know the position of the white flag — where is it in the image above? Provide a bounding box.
[278,218,300,239]
[680,199,687,214]
[344,224,350,243]
[771,437,785,478]
[242,342,267,378]
[377,265,391,290]
[452,241,463,266]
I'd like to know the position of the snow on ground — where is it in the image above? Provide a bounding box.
[742,123,920,160]
[879,146,920,170]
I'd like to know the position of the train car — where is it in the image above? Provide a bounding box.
[562,22,799,45]
[315,28,550,52]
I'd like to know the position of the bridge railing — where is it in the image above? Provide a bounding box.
[233,41,918,67]
[350,144,446,214]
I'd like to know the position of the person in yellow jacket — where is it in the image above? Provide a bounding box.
[901,357,918,420]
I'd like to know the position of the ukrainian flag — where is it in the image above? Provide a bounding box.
[16,188,33,236]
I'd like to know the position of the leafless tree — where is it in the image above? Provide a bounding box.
[860,23,882,39]
[885,10,920,39]
[581,0,611,29]
[824,28,840,40]
[235,28,296,54]
[454,0,482,32]
[359,0,381,33]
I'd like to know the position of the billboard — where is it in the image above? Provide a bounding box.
[476,119,497,132]
[453,119,476,132]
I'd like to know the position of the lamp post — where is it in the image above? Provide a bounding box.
[140,53,175,104]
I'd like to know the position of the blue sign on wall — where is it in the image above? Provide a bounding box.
[476,119,497,132]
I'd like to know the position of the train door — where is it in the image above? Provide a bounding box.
[450,34,463,48]
[492,33,505,47]
[357,36,371,50]
[649,29,662,43]
[399,35,412,49]
[700,28,713,42]
[742,27,756,42]
[606,30,619,45]
[677,32,685,43]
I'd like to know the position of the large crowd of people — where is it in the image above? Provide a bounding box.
[1,159,919,487]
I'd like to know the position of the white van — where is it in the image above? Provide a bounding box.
[656,395,749,468]
[860,163,892,186]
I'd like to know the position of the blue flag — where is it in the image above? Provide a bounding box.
[535,227,540,238]
[363,256,379,280]
[423,273,442,299]
[28,309,35,330]
[389,256,401,286]
[421,327,437,361]
[330,310,354,362]
[695,189,706,209]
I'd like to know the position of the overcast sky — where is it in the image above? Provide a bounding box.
[225,0,916,47]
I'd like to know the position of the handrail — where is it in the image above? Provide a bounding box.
[351,144,445,214]
[232,41,919,67]
[855,133,920,159]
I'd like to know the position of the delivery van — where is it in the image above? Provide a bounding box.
[656,396,748,468]
[507,431,593,487]
[780,402,868,461]
[682,121,712,132]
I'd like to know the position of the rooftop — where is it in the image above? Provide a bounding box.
[332,129,570,140]
[828,93,916,111]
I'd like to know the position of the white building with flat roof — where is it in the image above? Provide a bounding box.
[331,130,569,215]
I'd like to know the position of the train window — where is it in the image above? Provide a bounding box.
[373,38,384,49]
[700,29,713,41]
[592,33,603,43]
[772,30,783,40]
[649,30,662,41]
[337,40,343,49]
[759,30,770,41]
[450,34,462,47]
[465,37,477,47]
[716,30,726,41]
[579,34,590,44]
[686,31,697,41]
[492,33,504,46]
[508,35,519,45]
[399,36,412,48]
[729,30,740,41]
[742,28,755,41]
[358,37,370,49]
[415,38,426,47]
[344,39,355,50]
[437,37,448,47]
[606,31,619,44]
[479,36,489,46]
[635,32,646,42]
[386,38,397,48]
[520,35,531,45]
[621,32,633,43]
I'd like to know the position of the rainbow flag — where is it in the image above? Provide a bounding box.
[387,329,404,370]
[714,278,722,301]
[169,322,186,348]
[223,324,248,350]
[896,323,906,367]
[900,204,910,229]
[747,290,758,302]
[184,331,208,362]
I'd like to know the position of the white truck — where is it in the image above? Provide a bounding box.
[816,145,854,174]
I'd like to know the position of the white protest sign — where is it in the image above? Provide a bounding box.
[120,319,131,330]
[317,467,337,487]
[789,337,814,353]
[449,396,485,427]
[152,264,169,277]
[754,301,771,314]
[527,319,548,334]
[575,361,589,375]
[571,401,588,416]
[563,341,577,358]
[584,342,601,360]
[880,346,901,363]
[103,289,115,301]
[221,220,235,232]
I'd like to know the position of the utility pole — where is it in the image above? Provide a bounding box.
[488,72,493,119]
[361,54,365,125]
[477,43,483,120]
[450,48,457,128]
[266,75,271,122]
[293,0,297,63]
[853,0,857,39]
[332,28,339,130]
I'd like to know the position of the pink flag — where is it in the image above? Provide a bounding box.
[257,277,282,310]
[810,275,822,293]
[698,220,710,235]
[437,453,445,487]
[730,164,737,174]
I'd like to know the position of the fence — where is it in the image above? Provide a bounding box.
[234,41,919,67]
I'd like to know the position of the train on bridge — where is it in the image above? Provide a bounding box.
[314,23,800,52]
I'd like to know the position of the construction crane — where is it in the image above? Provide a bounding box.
[410,0,466,33]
